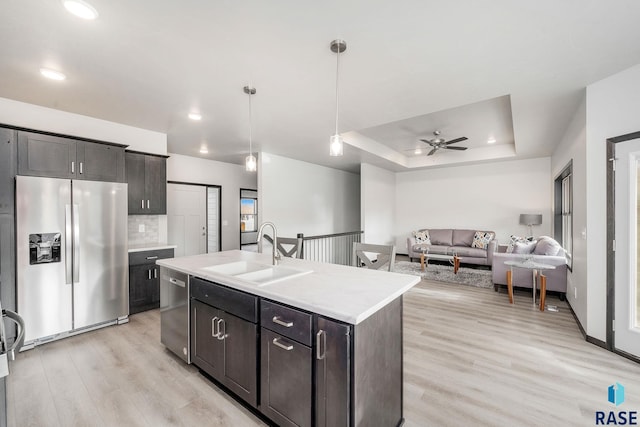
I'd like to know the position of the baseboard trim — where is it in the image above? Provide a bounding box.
[566,299,587,339]
[586,335,607,349]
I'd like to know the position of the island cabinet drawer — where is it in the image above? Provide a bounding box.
[261,300,312,346]
[191,277,258,323]
[129,249,174,266]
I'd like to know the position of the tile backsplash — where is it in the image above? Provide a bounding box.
[128,215,162,245]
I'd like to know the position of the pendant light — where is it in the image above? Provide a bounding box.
[244,85,257,172]
[329,39,347,157]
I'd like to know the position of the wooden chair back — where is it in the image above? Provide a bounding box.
[352,242,396,272]
[263,234,304,259]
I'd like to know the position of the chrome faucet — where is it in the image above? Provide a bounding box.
[257,222,281,265]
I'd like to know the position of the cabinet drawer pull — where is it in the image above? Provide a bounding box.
[272,316,293,328]
[272,337,293,351]
[146,256,158,260]
[217,318,226,340]
[211,316,219,337]
[316,330,326,360]
[169,277,186,287]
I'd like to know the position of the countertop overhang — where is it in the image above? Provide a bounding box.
[128,243,178,253]
[157,250,419,324]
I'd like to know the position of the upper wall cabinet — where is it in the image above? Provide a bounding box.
[0,128,17,214]
[17,131,125,182]
[125,151,168,215]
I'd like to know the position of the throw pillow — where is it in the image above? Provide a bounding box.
[533,236,562,256]
[412,230,430,245]
[506,235,535,253]
[471,231,494,249]
[512,240,537,254]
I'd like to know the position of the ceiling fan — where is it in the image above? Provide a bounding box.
[413,130,469,156]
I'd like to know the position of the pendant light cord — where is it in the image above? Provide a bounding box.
[334,47,340,135]
[248,88,253,156]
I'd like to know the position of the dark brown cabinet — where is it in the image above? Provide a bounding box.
[315,316,351,427]
[128,248,174,315]
[125,151,167,215]
[190,277,258,407]
[17,131,125,182]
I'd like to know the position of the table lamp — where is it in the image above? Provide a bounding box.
[519,214,542,237]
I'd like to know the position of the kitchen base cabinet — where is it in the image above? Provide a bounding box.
[260,328,312,427]
[315,316,350,427]
[190,278,258,407]
[128,249,174,315]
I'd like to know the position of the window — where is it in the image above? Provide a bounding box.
[554,161,573,270]
[240,188,258,246]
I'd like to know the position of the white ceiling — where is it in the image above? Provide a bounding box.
[2,1,640,173]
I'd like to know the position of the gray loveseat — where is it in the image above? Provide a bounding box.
[406,229,497,266]
[492,236,567,298]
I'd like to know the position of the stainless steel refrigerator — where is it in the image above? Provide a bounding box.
[16,175,128,345]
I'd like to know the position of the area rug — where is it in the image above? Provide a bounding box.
[394,261,493,288]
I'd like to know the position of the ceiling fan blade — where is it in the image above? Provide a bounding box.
[445,137,468,145]
[427,147,438,156]
[443,146,468,151]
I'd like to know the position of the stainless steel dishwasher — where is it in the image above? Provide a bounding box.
[160,266,190,363]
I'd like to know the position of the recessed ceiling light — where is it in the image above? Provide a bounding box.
[487,137,496,144]
[62,0,99,20]
[199,146,208,154]
[414,148,422,155]
[188,113,202,121]
[40,68,66,81]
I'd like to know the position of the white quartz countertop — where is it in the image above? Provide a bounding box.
[156,250,419,325]
[128,243,177,253]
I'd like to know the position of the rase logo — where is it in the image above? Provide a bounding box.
[596,383,637,425]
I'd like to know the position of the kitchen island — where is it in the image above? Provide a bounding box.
[157,250,419,427]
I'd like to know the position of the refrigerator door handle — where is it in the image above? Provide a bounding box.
[73,204,80,282]
[65,204,72,284]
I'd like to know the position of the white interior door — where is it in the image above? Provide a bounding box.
[614,137,640,357]
[167,184,206,257]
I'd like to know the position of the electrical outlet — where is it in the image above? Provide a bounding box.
[138,224,145,233]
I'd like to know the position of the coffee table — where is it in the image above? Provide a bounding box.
[420,250,460,274]
[504,259,556,310]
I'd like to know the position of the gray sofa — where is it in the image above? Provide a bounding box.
[492,236,567,298]
[406,229,497,266]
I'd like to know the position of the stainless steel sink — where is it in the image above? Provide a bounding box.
[201,261,312,286]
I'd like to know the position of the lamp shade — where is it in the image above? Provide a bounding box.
[519,214,542,226]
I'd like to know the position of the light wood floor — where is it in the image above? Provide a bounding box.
[7,279,640,426]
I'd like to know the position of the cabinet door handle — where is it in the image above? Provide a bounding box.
[141,199,145,209]
[211,316,219,337]
[217,318,226,340]
[316,330,326,360]
[154,268,158,279]
[272,337,294,351]
[148,269,152,280]
[71,161,75,174]
[79,162,83,174]
[272,316,293,328]
[147,200,150,209]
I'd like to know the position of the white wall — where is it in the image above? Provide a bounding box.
[167,154,257,250]
[258,152,360,237]
[586,63,640,341]
[361,163,396,245]
[551,93,587,330]
[394,158,552,253]
[0,97,166,154]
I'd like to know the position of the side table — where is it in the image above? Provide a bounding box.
[503,259,556,311]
